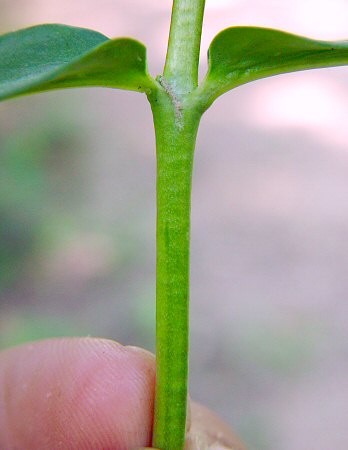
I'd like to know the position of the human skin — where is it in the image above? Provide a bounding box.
[0,337,247,450]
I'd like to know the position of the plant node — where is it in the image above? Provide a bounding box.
[157,74,184,127]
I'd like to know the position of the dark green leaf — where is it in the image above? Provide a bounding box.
[200,26,348,106]
[0,24,155,101]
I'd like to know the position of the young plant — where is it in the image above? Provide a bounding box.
[1,1,348,449]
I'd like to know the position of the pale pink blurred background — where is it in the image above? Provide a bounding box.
[1,1,348,449]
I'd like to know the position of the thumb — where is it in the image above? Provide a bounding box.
[0,337,155,450]
[185,402,247,450]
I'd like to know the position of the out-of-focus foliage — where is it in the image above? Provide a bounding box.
[0,111,79,289]
[0,313,83,350]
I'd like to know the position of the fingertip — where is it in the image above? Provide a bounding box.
[0,337,156,450]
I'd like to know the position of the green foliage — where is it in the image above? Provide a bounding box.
[200,26,348,106]
[0,24,154,101]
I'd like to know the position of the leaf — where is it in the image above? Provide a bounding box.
[200,26,348,106]
[0,24,155,101]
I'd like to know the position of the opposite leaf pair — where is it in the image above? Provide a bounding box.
[1,23,348,106]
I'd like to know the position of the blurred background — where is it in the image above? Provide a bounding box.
[1,1,348,449]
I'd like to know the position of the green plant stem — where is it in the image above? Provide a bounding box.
[148,1,206,448]
[164,0,206,94]
[148,84,202,449]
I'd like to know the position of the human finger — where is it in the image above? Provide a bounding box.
[0,337,155,450]
[184,402,247,450]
